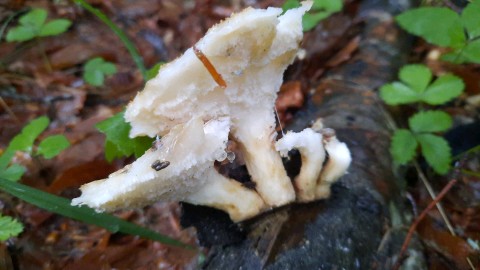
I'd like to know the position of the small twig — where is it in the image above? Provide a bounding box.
[0,96,18,122]
[466,256,475,270]
[274,105,285,136]
[38,39,52,73]
[453,145,480,160]
[392,178,457,270]
[405,192,418,217]
[413,161,456,235]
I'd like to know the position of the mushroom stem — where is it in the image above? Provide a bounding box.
[315,133,352,199]
[275,129,325,202]
[186,169,266,222]
[235,123,295,207]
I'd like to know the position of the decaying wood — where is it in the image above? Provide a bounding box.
[181,0,427,269]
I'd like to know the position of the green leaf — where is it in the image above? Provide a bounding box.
[311,0,342,13]
[146,62,164,80]
[0,215,23,241]
[417,134,451,174]
[399,64,431,93]
[282,0,300,12]
[104,140,121,162]
[83,57,117,86]
[462,39,480,64]
[36,135,70,159]
[85,69,104,86]
[38,19,71,37]
[5,26,36,42]
[0,116,50,171]
[423,74,464,105]
[282,0,342,31]
[409,110,452,133]
[0,178,195,249]
[19,9,47,28]
[0,164,26,182]
[72,0,147,80]
[303,0,342,31]
[101,62,117,75]
[96,112,153,161]
[396,7,465,48]
[379,82,420,105]
[390,129,418,165]
[303,12,330,31]
[441,50,469,64]
[461,0,480,39]
[8,116,50,153]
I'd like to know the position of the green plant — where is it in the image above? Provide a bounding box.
[93,63,164,161]
[146,62,164,80]
[282,0,343,31]
[0,214,23,241]
[0,116,70,181]
[72,0,147,80]
[0,116,69,241]
[96,112,153,162]
[380,64,465,174]
[0,178,194,249]
[396,0,480,64]
[83,57,117,86]
[6,8,71,42]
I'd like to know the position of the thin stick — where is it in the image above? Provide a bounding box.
[274,106,285,136]
[392,178,457,270]
[413,161,456,235]
[0,96,17,122]
[192,46,227,88]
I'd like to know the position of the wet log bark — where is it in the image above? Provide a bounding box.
[181,0,425,269]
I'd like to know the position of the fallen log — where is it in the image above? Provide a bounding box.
[180,0,427,269]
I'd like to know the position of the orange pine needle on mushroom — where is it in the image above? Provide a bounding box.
[193,46,227,88]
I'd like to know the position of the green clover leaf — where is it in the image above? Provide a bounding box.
[83,57,117,86]
[282,0,343,31]
[380,64,464,105]
[409,111,453,133]
[396,7,465,48]
[416,134,451,174]
[36,135,70,159]
[0,215,23,241]
[390,129,418,165]
[6,8,71,42]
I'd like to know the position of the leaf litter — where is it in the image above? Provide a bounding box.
[0,0,479,269]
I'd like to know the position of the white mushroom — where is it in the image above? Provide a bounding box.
[72,117,266,222]
[72,2,352,222]
[124,2,312,207]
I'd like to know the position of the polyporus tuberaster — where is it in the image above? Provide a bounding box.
[72,1,352,222]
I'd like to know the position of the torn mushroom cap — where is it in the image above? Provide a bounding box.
[125,2,312,207]
[72,117,265,222]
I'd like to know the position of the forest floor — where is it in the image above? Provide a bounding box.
[0,0,479,269]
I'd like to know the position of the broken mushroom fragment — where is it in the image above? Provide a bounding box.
[72,117,265,222]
